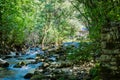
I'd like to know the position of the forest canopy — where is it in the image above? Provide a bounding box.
[0,0,89,53]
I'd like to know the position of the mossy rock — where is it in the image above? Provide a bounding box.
[30,74,46,80]
[13,61,26,68]
[36,54,41,57]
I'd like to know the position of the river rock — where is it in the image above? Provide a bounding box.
[13,61,26,68]
[50,61,72,68]
[3,55,13,59]
[38,59,45,62]
[48,57,56,62]
[24,73,33,79]
[0,58,9,67]
[40,62,50,69]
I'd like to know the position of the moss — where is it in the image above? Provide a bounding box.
[30,74,45,80]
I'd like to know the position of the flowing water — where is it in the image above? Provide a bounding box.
[0,42,79,80]
[0,47,44,80]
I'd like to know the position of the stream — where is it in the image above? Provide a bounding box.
[0,42,81,80]
[0,47,44,80]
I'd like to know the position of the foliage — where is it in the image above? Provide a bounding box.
[89,63,101,80]
[0,0,36,53]
[34,0,76,47]
[66,42,97,63]
[71,0,120,40]
[0,0,77,53]
[70,0,120,79]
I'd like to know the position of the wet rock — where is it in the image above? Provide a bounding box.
[3,55,13,59]
[36,62,50,74]
[38,59,45,62]
[36,54,41,57]
[30,60,38,64]
[40,62,50,69]
[26,57,34,59]
[17,57,25,60]
[0,58,9,67]
[53,54,60,59]
[35,54,44,61]
[48,57,56,62]
[15,52,19,56]
[3,52,19,59]
[13,61,26,68]
[24,73,33,79]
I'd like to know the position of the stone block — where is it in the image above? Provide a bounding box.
[110,62,117,66]
[102,49,112,54]
[111,58,116,62]
[101,34,107,40]
[113,49,120,54]
[102,33,119,42]
[100,55,112,61]
[101,42,106,48]
[102,63,111,68]
[110,66,117,70]
[102,49,119,54]
[101,27,111,33]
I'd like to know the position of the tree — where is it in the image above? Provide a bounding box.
[0,0,36,53]
[34,0,76,48]
[0,0,77,53]
[71,0,120,79]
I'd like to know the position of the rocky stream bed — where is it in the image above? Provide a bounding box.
[0,43,94,80]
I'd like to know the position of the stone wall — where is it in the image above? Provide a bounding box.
[100,22,120,80]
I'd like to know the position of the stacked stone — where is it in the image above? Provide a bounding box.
[100,22,120,80]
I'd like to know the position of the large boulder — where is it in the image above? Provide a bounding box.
[24,73,33,79]
[0,58,9,67]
